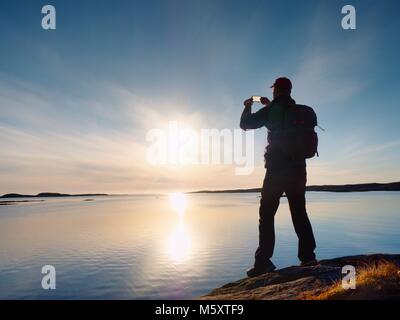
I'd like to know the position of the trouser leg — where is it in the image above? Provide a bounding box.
[254,173,283,267]
[285,169,316,262]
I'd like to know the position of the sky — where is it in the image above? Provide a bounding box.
[0,0,399,194]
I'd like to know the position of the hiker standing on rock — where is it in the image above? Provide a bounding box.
[240,77,318,277]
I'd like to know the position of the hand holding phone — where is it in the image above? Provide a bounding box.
[252,96,271,105]
[260,97,271,105]
[243,98,253,108]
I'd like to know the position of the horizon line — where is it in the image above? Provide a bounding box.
[2,180,400,198]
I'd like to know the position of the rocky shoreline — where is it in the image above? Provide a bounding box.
[201,254,400,300]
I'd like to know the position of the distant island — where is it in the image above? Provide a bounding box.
[0,192,109,199]
[191,181,400,194]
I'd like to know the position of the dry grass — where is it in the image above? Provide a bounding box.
[302,261,400,300]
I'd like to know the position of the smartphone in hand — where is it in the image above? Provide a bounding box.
[252,96,270,105]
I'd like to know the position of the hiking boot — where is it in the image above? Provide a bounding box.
[300,259,318,267]
[246,260,276,278]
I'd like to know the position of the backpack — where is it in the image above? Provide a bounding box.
[268,103,319,159]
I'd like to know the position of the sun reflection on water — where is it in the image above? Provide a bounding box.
[169,192,187,218]
[168,192,191,262]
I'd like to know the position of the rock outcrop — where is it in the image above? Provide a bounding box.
[201,254,400,300]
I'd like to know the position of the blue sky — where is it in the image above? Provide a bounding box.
[0,0,399,194]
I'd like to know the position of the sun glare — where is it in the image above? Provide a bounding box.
[168,222,191,262]
[168,192,191,261]
[169,192,187,217]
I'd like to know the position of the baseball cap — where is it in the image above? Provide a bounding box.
[270,77,292,90]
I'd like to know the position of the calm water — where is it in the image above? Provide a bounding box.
[0,192,399,299]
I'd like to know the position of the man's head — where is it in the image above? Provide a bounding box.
[271,77,292,99]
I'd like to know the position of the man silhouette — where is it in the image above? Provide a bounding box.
[240,77,317,277]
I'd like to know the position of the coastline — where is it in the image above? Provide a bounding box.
[190,181,400,194]
[0,192,109,199]
[200,254,400,300]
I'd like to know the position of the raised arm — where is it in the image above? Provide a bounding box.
[240,98,270,130]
